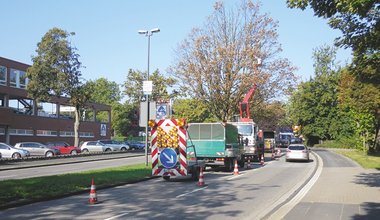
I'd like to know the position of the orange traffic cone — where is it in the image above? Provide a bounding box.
[197,167,205,187]
[88,178,98,204]
[233,159,239,175]
[260,154,265,165]
[246,158,251,169]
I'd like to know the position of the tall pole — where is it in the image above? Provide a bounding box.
[145,34,150,167]
[139,28,160,166]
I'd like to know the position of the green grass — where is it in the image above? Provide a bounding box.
[0,163,152,209]
[331,149,380,170]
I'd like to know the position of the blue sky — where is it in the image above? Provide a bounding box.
[1,0,351,86]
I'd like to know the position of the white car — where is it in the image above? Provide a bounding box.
[0,142,30,159]
[285,144,310,162]
[80,141,116,153]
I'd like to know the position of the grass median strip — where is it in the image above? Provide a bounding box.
[0,163,152,209]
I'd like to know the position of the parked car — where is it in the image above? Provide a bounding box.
[45,141,81,155]
[0,142,30,159]
[124,140,145,150]
[285,144,310,162]
[14,142,60,157]
[80,141,116,153]
[98,139,130,151]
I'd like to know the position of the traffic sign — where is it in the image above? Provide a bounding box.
[159,148,178,168]
[156,104,167,119]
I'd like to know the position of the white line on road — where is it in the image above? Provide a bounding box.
[104,212,130,220]
[176,186,209,198]
[265,152,324,220]
[226,172,246,180]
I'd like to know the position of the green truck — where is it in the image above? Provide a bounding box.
[186,122,245,171]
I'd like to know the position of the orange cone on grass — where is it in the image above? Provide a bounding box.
[197,167,205,187]
[88,178,98,204]
[233,159,239,175]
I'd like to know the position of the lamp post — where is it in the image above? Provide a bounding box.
[138,28,160,166]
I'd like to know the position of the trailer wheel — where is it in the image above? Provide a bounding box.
[163,176,170,181]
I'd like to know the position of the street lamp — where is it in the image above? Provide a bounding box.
[138,28,160,166]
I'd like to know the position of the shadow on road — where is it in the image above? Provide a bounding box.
[352,202,380,220]
[354,172,380,187]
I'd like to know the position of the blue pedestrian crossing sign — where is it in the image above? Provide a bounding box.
[159,148,178,168]
[156,104,167,119]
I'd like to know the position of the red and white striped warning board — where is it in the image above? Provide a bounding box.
[151,119,187,177]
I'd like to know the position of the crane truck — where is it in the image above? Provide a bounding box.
[230,83,261,161]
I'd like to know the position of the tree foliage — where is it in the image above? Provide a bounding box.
[27,27,89,147]
[123,69,177,104]
[86,78,126,136]
[170,0,297,121]
[172,98,218,123]
[287,0,380,82]
[289,45,351,144]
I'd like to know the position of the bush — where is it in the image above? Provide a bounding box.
[314,137,359,149]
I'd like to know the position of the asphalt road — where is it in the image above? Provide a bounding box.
[0,152,317,219]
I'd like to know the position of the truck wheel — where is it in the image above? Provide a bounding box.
[191,167,200,181]
[163,176,170,181]
[224,158,234,172]
[238,158,245,168]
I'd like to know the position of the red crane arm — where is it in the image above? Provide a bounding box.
[239,83,257,122]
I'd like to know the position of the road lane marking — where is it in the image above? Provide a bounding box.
[226,172,246,180]
[176,186,209,198]
[104,212,129,220]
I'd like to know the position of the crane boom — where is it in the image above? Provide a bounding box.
[239,83,257,122]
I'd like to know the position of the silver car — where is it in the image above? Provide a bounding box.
[80,141,116,153]
[285,144,310,162]
[0,142,30,159]
[98,140,130,151]
[14,142,60,157]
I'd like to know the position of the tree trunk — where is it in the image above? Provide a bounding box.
[74,107,81,147]
[373,122,379,152]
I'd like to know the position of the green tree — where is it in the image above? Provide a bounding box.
[27,27,89,147]
[170,0,298,122]
[86,78,125,136]
[339,69,380,152]
[172,98,218,123]
[289,45,350,144]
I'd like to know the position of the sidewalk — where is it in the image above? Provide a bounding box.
[283,150,380,220]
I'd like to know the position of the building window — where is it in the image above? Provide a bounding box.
[60,131,74,137]
[59,131,94,137]
[0,128,4,135]
[9,129,33,136]
[36,130,58,136]
[0,66,6,86]
[10,69,28,89]
[80,132,94,138]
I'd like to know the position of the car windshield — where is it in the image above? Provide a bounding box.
[280,134,292,140]
[288,145,305,150]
